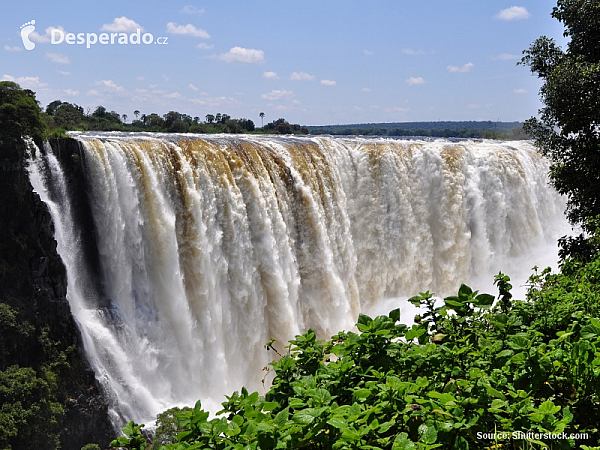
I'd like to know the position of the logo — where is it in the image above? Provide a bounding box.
[20,20,36,50]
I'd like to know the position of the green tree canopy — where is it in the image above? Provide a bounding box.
[0,81,47,152]
[520,0,600,258]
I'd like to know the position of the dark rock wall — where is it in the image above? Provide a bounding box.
[0,138,113,449]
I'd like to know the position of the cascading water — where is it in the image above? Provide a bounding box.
[28,133,570,427]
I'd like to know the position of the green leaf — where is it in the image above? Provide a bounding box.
[353,389,372,400]
[474,293,494,307]
[485,385,506,400]
[389,308,401,322]
[327,417,349,430]
[392,432,416,450]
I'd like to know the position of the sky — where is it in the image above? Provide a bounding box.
[1,1,568,126]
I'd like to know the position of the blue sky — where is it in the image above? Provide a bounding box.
[1,1,567,126]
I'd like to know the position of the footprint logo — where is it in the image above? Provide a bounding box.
[21,20,36,50]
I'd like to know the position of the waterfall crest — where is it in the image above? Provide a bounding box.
[28,134,569,425]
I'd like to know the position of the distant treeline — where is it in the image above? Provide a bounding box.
[308,121,529,139]
[42,100,309,136]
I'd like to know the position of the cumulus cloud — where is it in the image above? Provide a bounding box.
[363,50,373,56]
[291,72,315,81]
[30,26,65,43]
[261,89,294,100]
[495,6,530,21]
[196,43,213,49]
[2,75,48,89]
[383,106,409,113]
[217,47,265,64]
[166,22,210,38]
[263,71,278,79]
[188,84,199,91]
[180,6,205,16]
[45,52,69,64]
[447,62,474,73]
[4,45,22,52]
[491,53,520,60]
[402,48,426,55]
[57,70,70,76]
[165,92,183,99]
[63,89,79,96]
[514,88,527,94]
[321,79,336,86]
[101,17,144,33]
[405,77,425,85]
[95,79,125,93]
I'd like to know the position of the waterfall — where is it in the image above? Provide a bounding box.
[28,133,569,426]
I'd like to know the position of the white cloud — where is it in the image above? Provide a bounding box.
[405,77,425,85]
[86,89,100,96]
[162,74,170,81]
[261,89,294,100]
[467,104,481,109]
[495,6,530,21]
[95,79,125,93]
[447,62,474,73]
[362,87,371,92]
[4,45,22,52]
[30,26,65,43]
[63,89,79,96]
[166,22,210,38]
[196,42,213,49]
[136,76,145,81]
[383,106,409,113]
[188,84,199,91]
[353,106,364,112]
[263,71,278,79]
[514,88,527,94]
[101,16,144,33]
[57,70,70,76]
[321,79,336,86]
[291,72,315,81]
[180,6,205,16]
[363,50,373,56]
[217,47,265,64]
[402,48,426,55]
[2,75,48,89]
[491,53,520,60]
[45,52,69,64]
[165,92,183,99]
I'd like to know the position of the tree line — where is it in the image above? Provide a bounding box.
[42,101,309,136]
[309,121,529,140]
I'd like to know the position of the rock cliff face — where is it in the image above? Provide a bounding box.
[0,138,113,449]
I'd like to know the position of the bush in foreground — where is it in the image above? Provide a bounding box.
[113,251,600,449]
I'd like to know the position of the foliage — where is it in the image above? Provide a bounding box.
[113,250,600,449]
[262,118,309,135]
[0,81,47,151]
[520,0,600,258]
[81,444,102,450]
[148,407,193,450]
[41,100,265,135]
[308,121,527,139]
[0,366,63,450]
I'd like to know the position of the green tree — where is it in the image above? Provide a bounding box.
[0,81,47,152]
[520,0,600,258]
[259,111,265,128]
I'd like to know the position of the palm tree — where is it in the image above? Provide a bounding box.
[205,114,214,124]
[122,114,128,124]
[259,112,265,128]
[134,110,140,120]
